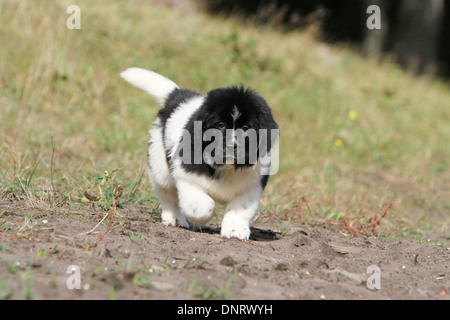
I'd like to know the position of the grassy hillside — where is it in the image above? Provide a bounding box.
[0,0,448,241]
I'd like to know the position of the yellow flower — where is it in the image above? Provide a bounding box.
[334,138,343,147]
[348,110,358,120]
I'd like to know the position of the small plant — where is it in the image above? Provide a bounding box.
[187,266,238,300]
[83,169,122,211]
[162,250,172,265]
[79,169,123,246]
[275,218,293,236]
[21,266,35,300]
[0,279,13,299]
[7,257,20,274]
[184,257,200,268]
[296,196,391,237]
[133,272,158,290]
[127,231,144,244]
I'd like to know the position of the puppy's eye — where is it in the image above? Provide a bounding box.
[218,122,226,129]
[241,125,249,131]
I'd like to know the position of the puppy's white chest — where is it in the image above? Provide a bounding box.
[205,167,260,203]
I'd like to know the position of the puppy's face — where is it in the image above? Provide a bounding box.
[199,87,278,169]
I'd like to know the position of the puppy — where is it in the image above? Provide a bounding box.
[121,68,278,240]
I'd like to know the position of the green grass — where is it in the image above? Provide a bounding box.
[0,0,449,241]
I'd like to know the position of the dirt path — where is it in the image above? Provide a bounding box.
[0,200,448,300]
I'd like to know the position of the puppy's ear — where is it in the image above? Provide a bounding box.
[256,103,279,162]
[264,117,279,152]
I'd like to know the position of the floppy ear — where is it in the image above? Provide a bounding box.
[257,100,279,154]
[257,109,279,183]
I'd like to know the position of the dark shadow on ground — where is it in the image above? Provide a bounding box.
[190,225,280,241]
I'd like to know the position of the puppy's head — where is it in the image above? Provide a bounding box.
[198,86,278,170]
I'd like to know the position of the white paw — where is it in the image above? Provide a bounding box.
[161,216,177,227]
[179,193,215,226]
[161,212,189,228]
[220,216,250,240]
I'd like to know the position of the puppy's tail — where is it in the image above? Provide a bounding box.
[120,67,179,106]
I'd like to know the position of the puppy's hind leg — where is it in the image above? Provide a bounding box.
[155,186,188,228]
[147,122,188,228]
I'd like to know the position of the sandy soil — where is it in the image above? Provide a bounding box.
[0,199,448,300]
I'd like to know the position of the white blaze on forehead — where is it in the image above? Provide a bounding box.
[231,105,241,123]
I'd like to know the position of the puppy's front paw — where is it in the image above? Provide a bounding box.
[179,192,215,226]
[221,216,250,240]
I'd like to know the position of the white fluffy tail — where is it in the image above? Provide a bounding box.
[120,67,179,106]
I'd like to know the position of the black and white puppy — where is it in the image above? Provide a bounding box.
[121,68,278,240]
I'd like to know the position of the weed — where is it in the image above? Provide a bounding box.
[48,268,57,288]
[187,265,238,300]
[184,257,200,268]
[0,220,15,233]
[149,265,169,273]
[125,247,135,270]
[7,259,20,274]
[133,272,158,290]
[18,216,35,232]
[36,248,47,258]
[113,253,122,266]
[296,196,392,237]
[78,172,124,246]
[0,278,13,299]
[0,244,11,252]
[108,283,116,300]
[162,250,172,265]
[83,169,122,211]
[127,231,144,244]
[20,266,35,300]
[275,218,293,236]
